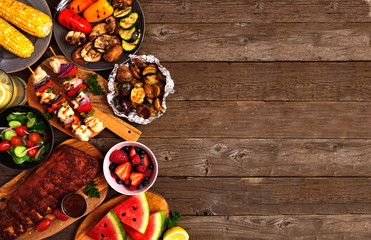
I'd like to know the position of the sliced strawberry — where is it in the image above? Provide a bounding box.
[129,172,144,187]
[114,162,131,181]
[136,164,146,173]
[144,168,153,178]
[131,154,141,165]
[142,153,149,167]
[129,146,136,158]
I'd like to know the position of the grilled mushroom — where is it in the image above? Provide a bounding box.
[103,44,123,62]
[93,34,121,53]
[88,23,107,42]
[80,42,102,62]
[65,31,86,46]
[71,47,87,65]
[105,16,119,35]
[112,0,132,9]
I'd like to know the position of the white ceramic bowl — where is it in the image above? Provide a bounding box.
[103,141,158,195]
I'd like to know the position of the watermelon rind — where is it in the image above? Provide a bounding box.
[148,210,165,240]
[112,192,150,234]
[87,211,127,240]
[123,210,165,240]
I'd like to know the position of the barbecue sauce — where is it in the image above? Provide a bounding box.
[61,193,87,218]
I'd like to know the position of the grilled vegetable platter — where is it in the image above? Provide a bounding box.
[26,55,142,141]
[0,0,52,73]
[53,0,145,71]
[0,139,108,240]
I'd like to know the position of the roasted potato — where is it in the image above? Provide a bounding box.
[131,84,145,104]
[154,98,164,112]
[142,65,157,75]
[144,74,160,85]
[136,105,151,119]
[152,84,161,97]
[103,44,123,62]
[130,65,141,79]
[144,84,155,99]
[135,59,148,68]
[116,65,133,82]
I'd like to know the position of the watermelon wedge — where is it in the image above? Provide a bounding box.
[123,211,165,240]
[87,211,127,240]
[112,193,150,234]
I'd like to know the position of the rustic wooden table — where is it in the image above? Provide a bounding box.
[2,0,371,239]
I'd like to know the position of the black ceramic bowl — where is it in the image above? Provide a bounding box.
[0,105,54,170]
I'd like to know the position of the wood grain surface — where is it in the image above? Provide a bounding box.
[75,192,169,240]
[2,0,370,239]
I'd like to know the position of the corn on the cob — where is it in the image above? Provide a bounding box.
[0,0,52,38]
[0,17,34,58]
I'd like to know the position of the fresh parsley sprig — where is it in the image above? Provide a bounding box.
[83,180,100,198]
[165,211,181,228]
[84,73,105,96]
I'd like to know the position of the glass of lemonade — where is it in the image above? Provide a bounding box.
[0,69,27,110]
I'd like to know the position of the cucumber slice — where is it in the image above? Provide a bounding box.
[119,12,139,30]
[4,130,17,141]
[26,117,36,128]
[114,6,132,18]
[14,146,27,158]
[119,27,136,40]
[8,120,22,128]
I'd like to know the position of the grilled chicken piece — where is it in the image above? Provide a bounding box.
[0,145,99,240]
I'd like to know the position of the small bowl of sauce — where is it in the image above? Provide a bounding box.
[61,193,87,218]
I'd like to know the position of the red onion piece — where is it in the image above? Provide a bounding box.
[33,76,50,90]
[58,64,74,78]
[63,116,74,126]
[12,112,26,115]
[1,127,12,134]
[35,146,44,160]
[22,145,39,154]
[78,93,90,107]
[21,138,27,145]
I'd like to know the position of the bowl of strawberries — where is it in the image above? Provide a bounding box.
[103,141,158,195]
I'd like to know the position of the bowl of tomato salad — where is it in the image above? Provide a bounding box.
[0,105,54,170]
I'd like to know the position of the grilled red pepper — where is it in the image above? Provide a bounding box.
[59,66,78,79]
[58,8,92,34]
[48,98,67,113]
[77,103,93,113]
[36,80,53,94]
[67,84,87,97]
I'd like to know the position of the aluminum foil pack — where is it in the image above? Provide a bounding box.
[107,54,175,125]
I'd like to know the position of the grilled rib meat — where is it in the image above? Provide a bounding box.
[0,145,100,240]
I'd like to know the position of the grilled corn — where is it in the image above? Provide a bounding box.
[0,0,52,38]
[0,17,34,58]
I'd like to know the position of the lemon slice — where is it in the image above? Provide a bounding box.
[163,226,189,240]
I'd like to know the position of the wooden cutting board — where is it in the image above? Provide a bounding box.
[75,192,169,240]
[0,139,109,240]
[27,56,141,141]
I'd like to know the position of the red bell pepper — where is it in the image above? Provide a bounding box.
[67,84,87,97]
[77,103,93,113]
[36,80,53,94]
[60,66,78,79]
[48,98,67,113]
[63,115,79,129]
[58,9,92,34]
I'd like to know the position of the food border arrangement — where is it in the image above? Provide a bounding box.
[0,0,185,240]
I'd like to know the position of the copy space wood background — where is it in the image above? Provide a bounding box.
[2,0,371,239]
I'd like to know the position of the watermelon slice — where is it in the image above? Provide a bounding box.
[123,211,165,240]
[87,211,126,240]
[112,193,150,234]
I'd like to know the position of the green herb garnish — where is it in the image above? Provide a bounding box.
[44,111,53,120]
[165,211,181,228]
[0,197,6,202]
[83,180,100,198]
[84,73,105,95]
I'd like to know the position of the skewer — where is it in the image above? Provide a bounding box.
[49,46,58,58]
[27,66,34,75]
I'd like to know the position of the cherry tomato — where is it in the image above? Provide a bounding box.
[15,126,28,137]
[36,219,52,232]
[28,148,38,157]
[10,136,22,147]
[0,140,10,151]
[53,208,69,221]
[29,133,41,144]
[25,139,35,148]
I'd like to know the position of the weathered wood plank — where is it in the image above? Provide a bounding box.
[137,23,371,61]
[161,62,371,101]
[56,101,371,139]
[150,177,371,215]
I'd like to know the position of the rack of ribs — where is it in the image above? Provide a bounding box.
[0,145,100,240]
